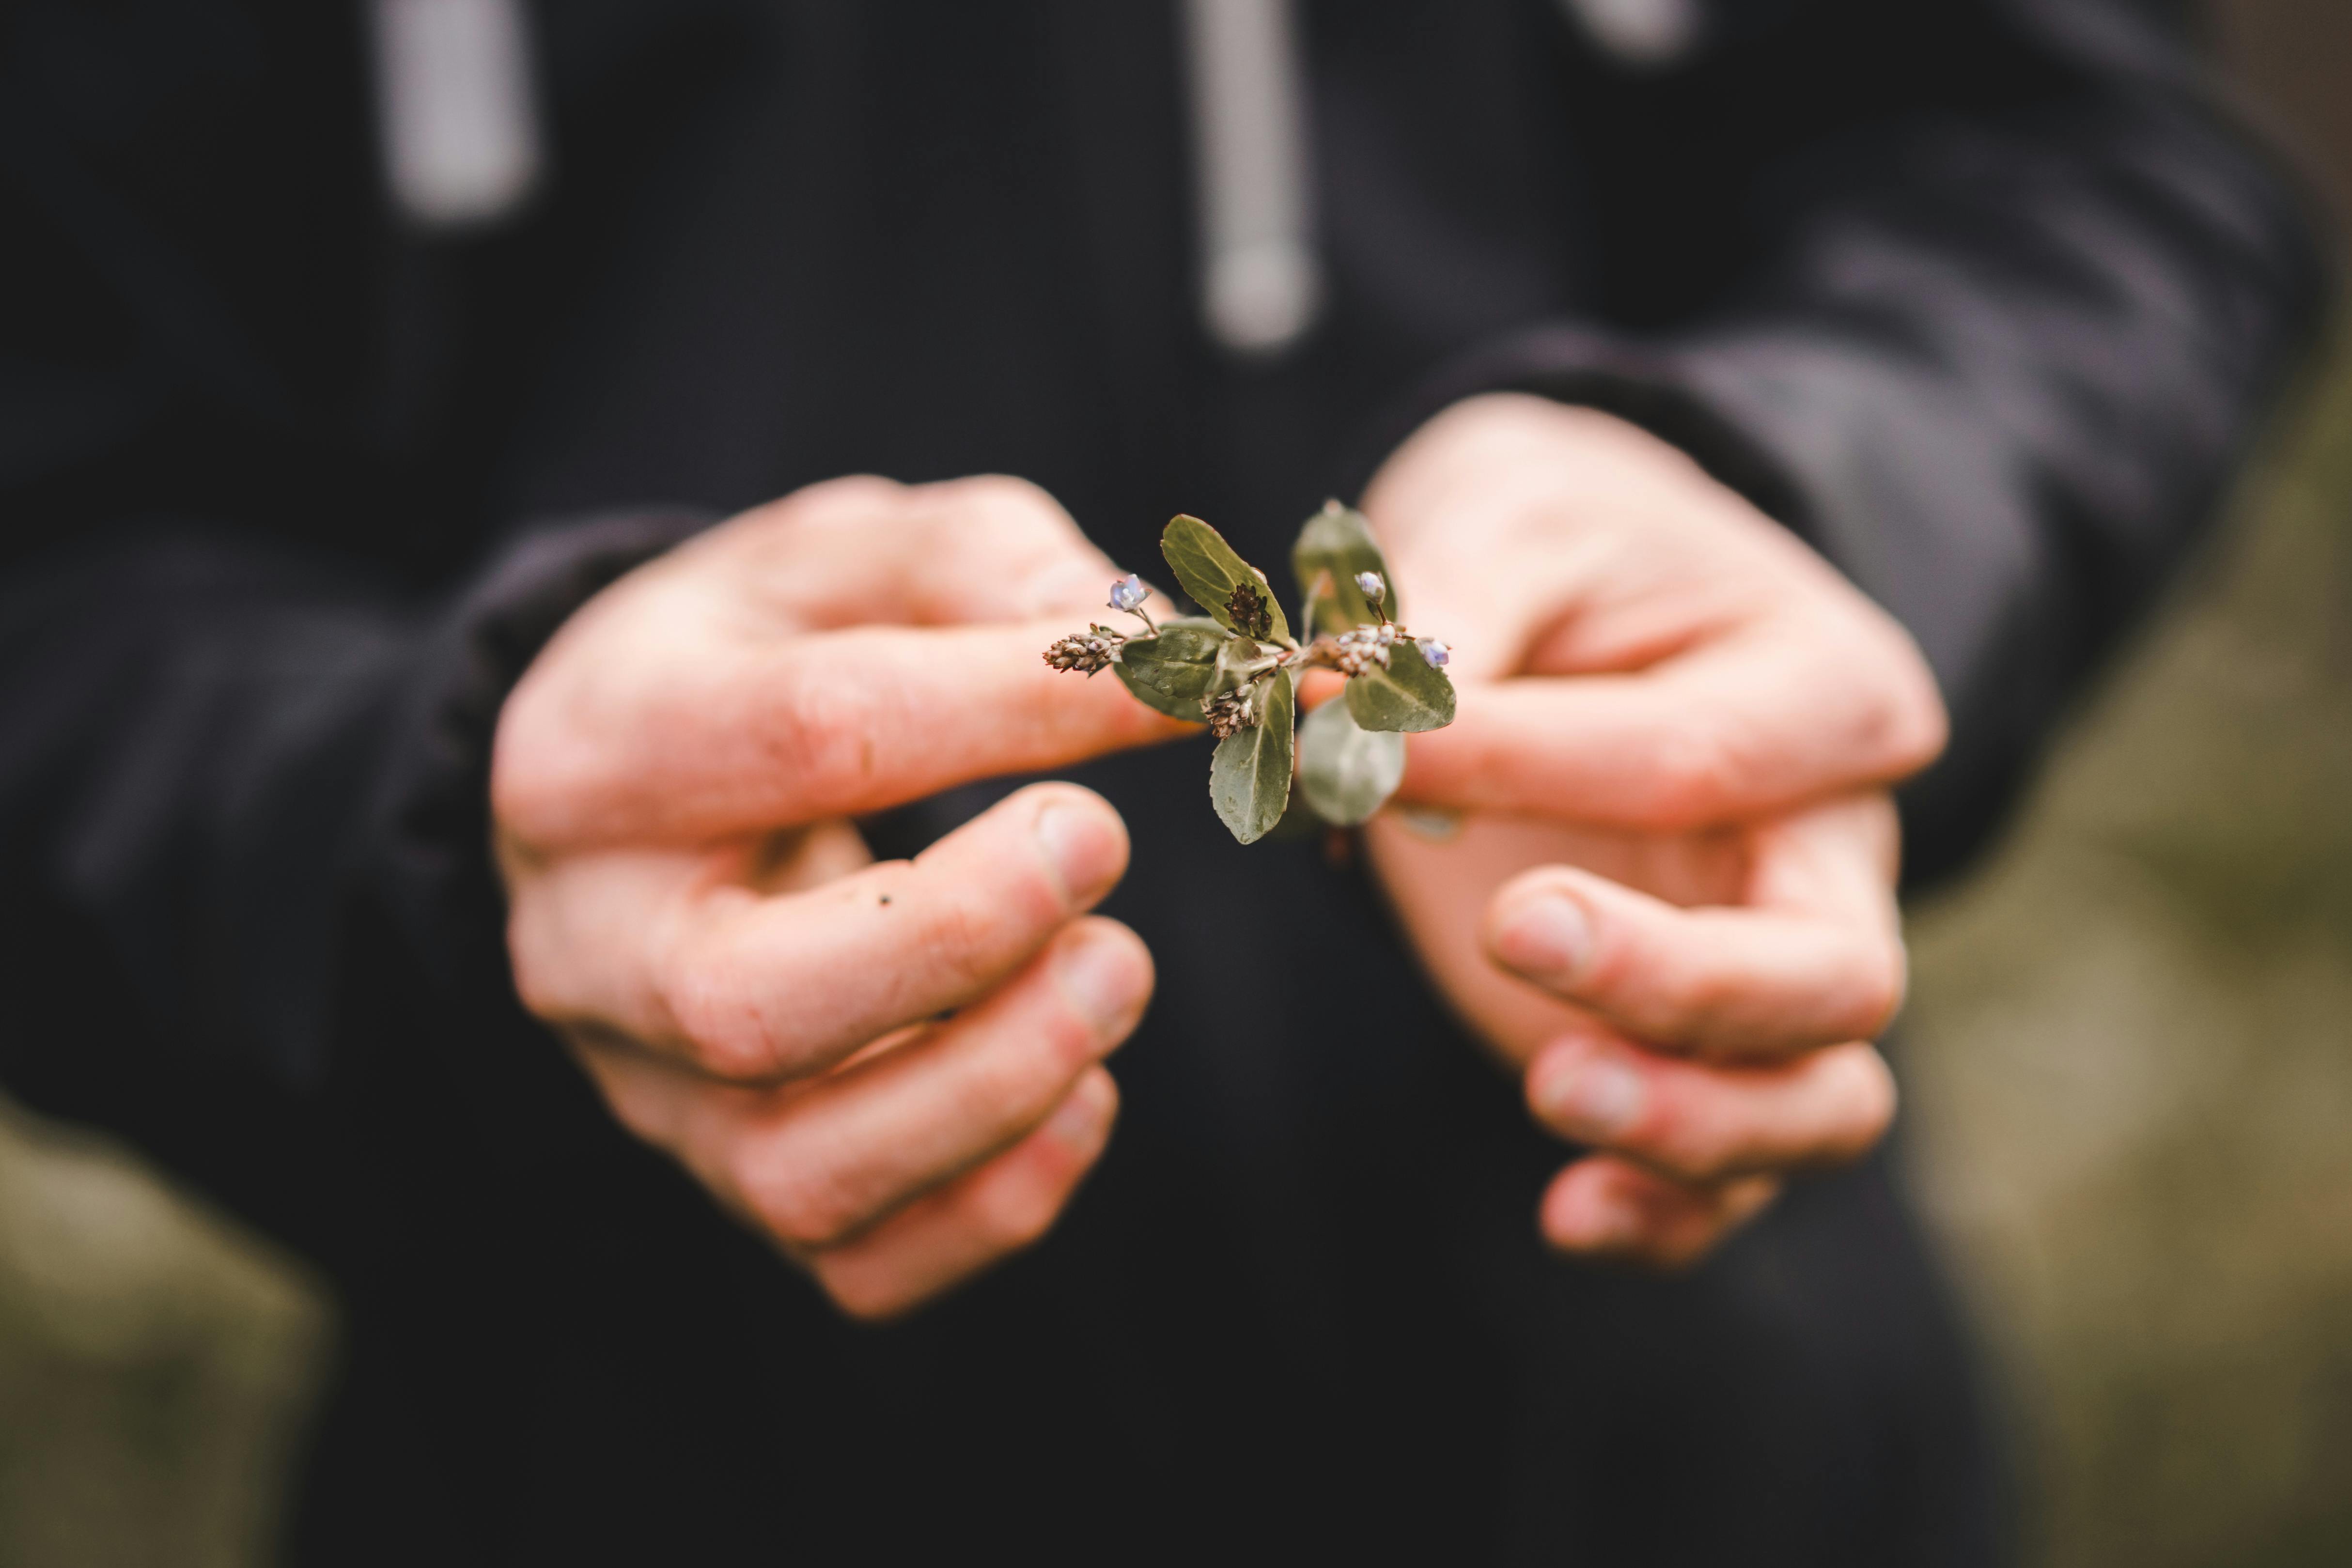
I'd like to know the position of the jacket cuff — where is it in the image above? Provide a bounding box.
[1364,323,1823,541]
[371,511,716,997]
[1361,323,2011,892]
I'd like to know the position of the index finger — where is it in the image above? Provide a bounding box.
[500,619,1192,848]
[1399,625,1947,831]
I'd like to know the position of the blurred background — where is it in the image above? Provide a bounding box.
[2,4,2348,1563]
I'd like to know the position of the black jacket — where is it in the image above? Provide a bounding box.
[0,1,2324,1562]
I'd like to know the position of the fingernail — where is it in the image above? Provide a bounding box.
[1055,928,1148,1036]
[1035,799,1123,906]
[1496,894,1593,983]
[1533,1058,1646,1140]
[1394,806,1461,842]
[1560,1191,1644,1252]
[1045,1073,1115,1148]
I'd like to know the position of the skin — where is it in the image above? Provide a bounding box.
[492,396,1948,1314]
[492,475,1188,1319]
[1358,394,1948,1267]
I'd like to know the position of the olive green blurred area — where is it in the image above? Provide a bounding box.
[3,9,2350,1565]
[1901,343,2352,1567]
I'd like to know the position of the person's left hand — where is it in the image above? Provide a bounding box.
[1355,394,1949,1268]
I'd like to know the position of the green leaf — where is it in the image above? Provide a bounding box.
[1112,616,1229,720]
[1208,673,1294,843]
[1163,515,1291,646]
[1345,637,1457,733]
[1259,786,1330,842]
[1291,500,1394,634]
[1210,632,1277,698]
[1298,697,1406,825]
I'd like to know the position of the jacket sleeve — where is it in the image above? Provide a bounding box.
[0,512,705,1251]
[0,6,715,1252]
[1408,0,2330,886]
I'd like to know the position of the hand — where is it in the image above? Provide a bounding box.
[1358,395,1947,1267]
[492,476,1185,1318]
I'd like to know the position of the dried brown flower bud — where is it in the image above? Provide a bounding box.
[1225,582,1274,640]
[1203,685,1257,739]
[1044,630,1121,675]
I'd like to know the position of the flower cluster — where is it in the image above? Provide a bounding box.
[1317,622,1449,680]
[1039,508,1457,843]
[1326,624,1397,677]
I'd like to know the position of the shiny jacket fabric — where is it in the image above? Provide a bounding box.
[0,0,2324,1562]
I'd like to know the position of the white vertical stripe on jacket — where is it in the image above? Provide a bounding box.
[369,0,543,229]
[1182,0,1323,357]
[1560,0,1702,67]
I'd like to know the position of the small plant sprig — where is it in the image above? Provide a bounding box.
[1043,503,1456,843]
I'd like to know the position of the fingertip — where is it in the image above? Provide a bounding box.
[1526,1035,1649,1144]
[1538,1159,1650,1254]
[1538,1159,1769,1270]
[1018,782,1130,909]
[1826,1043,1900,1158]
[1043,1065,1121,1156]
[1484,869,1604,991]
[1048,916,1155,1045]
[1874,629,1951,776]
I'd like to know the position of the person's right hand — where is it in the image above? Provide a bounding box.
[491,476,1186,1319]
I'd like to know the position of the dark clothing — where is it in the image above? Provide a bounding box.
[0,0,2322,1562]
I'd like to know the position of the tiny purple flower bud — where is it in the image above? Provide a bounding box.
[1417,637,1450,668]
[1354,571,1386,602]
[1109,574,1148,613]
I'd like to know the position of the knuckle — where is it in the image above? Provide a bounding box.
[1834,620,1948,780]
[964,1030,1095,1131]
[1645,1106,1737,1184]
[1041,1002,1110,1076]
[816,1268,911,1324]
[1655,960,1740,1041]
[945,473,1068,529]
[505,937,567,1024]
[923,477,1094,602]
[971,1173,1064,1253]
[746,1164,867,1252]
[653,943,775,1080]
[502,900,563,1013]
[765,664,874,782]
[1887,685,1949,775]
[1830,1053,1900,1160]
[1848,944,1908,1038]
[1644,720,1744,828]
[736,476,906,557]
[911,884,1024,996]
[784,474,905,527]
[486,744,544,840]
[906,862,1067,996]
[1879,646,1951,773]
[489,708,594,848]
